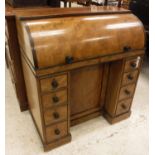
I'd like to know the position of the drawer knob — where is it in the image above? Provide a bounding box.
[124,89,130,95]
[65,56,74,64]
[123,46,131,52]
[127,74,134,80]
[55,129,60,135]
[52,96,59,103]
[51,79,58,89]
[121,104,127,109]
[53,112,60,119]
[130,62,137,68]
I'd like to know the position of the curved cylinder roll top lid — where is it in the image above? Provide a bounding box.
[16,7,145,69]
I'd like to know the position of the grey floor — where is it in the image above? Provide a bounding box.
[5,58,149,155]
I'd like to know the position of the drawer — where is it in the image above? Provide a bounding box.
[119,84,135,101]
[44,106,67,126]
[42,89,67,109]
[46,121,68,143]
[40,74,67,93]
[124,57,141,72]
[122,70,138,86]
[116,98,132,116]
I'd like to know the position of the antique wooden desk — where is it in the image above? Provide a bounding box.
[6,6,145,151]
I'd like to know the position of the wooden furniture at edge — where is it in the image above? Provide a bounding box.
[5,5,30,111]
[15,6,145,151]
[5,5,55,111]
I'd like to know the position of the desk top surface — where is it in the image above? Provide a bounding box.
[6,4,130,19]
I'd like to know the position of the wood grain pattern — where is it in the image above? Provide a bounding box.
[45,121,68,143]
[44,106,68,126]
[14,6,130,20]
[124,57,142,72]
[21,56,45,142]
[71,111,101,126]
[103,110,131,124]
[115,98,132,116]
[44,134,71,151]
[70,64,103,117]
[16,19,35,67]
[18,13,145,68]
[42,89,67,109]
[12,5,145,151]
[118,84,136,101]
[36,50,144,77]
[104,60,124,117]
[122,70,138,86]
[5,16,28,111]
[40,74,67,93]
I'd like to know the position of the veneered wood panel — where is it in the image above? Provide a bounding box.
[45,121,68,143]
[118,84,136,101]
[6,17,28,111]
[42,89,67,109]
[116,98,132,116]
[124,57,141,72]
[44,106,68,126]
[16,19,35,66]
[19,13,145,68]
[40,74,67,93]
[21,56,45,142]
[70,64,103,117]
[36,50,144,77]
[122,70,138,86]
[104,60,124,116]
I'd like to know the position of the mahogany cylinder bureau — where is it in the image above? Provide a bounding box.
[15,7,145,151]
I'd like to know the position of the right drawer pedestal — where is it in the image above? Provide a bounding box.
[104,56,142,124]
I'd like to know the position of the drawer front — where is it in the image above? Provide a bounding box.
[40,74,67,93]
[124,57,141,72]
[122,70,138,86]
[44,106,67,126]
[46,121,68,143]
[119,84,136,101]
[42,90,67,109]
[116,98,132,116]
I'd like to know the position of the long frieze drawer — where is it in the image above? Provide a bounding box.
[116,98,132,116]
[45,121,68,143]
[44,106,68,126]
[124,57,141,72]
[122,70,139,86]
[42,90,67,109]
[40,74,67,93]
[119,84,136,101]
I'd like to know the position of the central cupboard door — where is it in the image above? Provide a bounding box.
[70,64,106,121]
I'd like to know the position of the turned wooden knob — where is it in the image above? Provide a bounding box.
[130,62,136,68]
[127,74,134,80]
[65,56,74,64]
[53,112,59,119]
[123,46,131,52]
[124,89,130,95]
[121,104,127,109]
[52,96,59,103]
[55,129,60,135]
[51,79,58,88]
